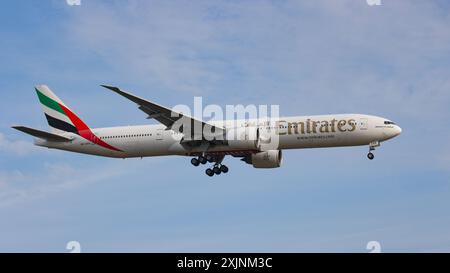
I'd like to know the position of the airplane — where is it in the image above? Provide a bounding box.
[13,85,402,177]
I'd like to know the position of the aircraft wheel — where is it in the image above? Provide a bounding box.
[191,158,200,166]
[213,166,221,175]
[205,168,214,177]
[220,165,229,173]
[199,156,207,164]
[367,152,375,160]
[206,155,214,163]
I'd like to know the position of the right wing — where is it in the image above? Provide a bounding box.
[12,126,72,142]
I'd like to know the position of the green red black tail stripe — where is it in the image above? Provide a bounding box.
[36,87,122,152]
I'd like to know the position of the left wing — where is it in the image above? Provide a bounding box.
[101,85,225,142]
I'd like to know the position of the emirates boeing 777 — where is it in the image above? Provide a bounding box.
[13,85,402,177]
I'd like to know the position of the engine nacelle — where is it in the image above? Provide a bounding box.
[226,127,259,150]
[244,150,283,168]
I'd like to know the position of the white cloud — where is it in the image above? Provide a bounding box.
[0,133,36,156]
[67,1,225,95]
[0,161,132,208]
[0,164,74,207]
[0,158,167,208]
[64,0,450,120]
[0,165,92,208]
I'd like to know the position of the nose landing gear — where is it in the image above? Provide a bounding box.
[367,141,380,160]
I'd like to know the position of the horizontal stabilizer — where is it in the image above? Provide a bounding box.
[12,126,72,142]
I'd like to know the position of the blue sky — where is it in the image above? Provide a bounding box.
[1,0,450,252]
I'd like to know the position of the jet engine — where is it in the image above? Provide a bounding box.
[243,150,283,168]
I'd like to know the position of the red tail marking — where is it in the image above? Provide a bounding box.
[59,104,122,152]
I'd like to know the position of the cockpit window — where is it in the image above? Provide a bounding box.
[384,121,395,125]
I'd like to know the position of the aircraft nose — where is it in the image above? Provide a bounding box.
[395,125,402,136]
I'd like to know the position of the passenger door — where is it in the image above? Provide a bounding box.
[360,118,368,130]
[156,128,164,140]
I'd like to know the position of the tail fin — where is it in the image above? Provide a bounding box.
[35,85,90,135]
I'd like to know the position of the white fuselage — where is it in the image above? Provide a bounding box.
[35,114,402,158]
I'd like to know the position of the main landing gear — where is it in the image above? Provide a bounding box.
[205,164,229,177]
[191,155,229,177]
[367,141,380,160]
